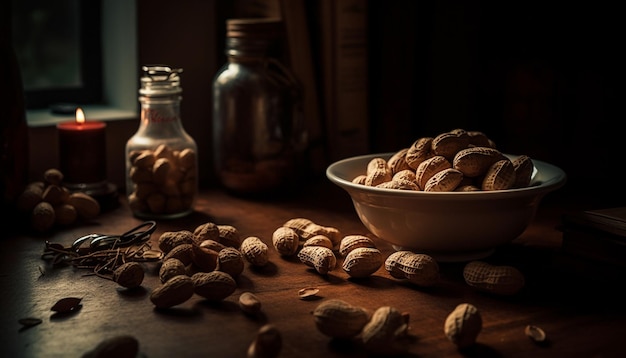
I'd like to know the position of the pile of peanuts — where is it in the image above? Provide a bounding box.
[16,168,101,233]
[127,143,197,216]
[268,216,527,354]
[148,222,252,308]
[94,215,529,355]
[353,129,534,192]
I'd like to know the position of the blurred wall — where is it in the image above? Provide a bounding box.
[135,0,621,205]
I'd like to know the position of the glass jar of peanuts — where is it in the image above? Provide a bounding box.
[212,18,307,196]
[125,65,198,219]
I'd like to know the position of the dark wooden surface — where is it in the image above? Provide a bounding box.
[1,180,625,358]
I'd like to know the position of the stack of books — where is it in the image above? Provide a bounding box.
[556,207,626,281]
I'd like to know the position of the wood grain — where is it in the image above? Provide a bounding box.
[1,181,624,357]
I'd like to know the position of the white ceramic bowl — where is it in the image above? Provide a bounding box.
[326,152,567,262]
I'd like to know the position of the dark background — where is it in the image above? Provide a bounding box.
[366,1,621,206]
[14,0,621,207]
[136,0,622,206]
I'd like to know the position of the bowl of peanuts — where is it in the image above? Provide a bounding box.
[326,129,567,262]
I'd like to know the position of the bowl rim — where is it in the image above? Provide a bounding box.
[326,152,567,200]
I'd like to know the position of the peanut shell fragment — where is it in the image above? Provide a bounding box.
[298,287,320,300]
[239,292,262,314]
[525,325,547,343]
[51,297,82,313]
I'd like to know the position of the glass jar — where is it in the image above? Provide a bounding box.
[126,65,198,219]
[212,18,307,196]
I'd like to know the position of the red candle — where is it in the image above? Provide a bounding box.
[57,108,107,185]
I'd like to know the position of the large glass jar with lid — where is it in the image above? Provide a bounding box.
[212,18,307,196]
[126,65,198,219]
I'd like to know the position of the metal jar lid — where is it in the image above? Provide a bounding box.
[139,65,183,97]
[226,18,283,39]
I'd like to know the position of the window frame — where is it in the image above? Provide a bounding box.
[13,0,103,110]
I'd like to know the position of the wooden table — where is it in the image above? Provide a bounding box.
[2,180,624,358]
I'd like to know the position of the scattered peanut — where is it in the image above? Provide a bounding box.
[31,201,55,233]
[193,222,220,245]
[217,247,245,277]
[361,306,409,355]
[112,262,144,289]
[444,303,482,349]
[297,246,336,275]
[240,236,270,267]
[342,247,383,278]
[312,299,370,339]
[247,324,282,358]
[282,218,341,248]
[385,251,439,287]
[150,274,195,308]
[191,244,219,272]
[54,203,77,226]
[199,239,227,253]
[68,192,100,220]
[16,182,44,212]
[158,230,194,254]
[303,235,334,250]
[339,235,376,257]
[159,258,187,283]
[191,271,237,301]
[163,243,194,266]
[43,168,64,185]
[463,261,525,295]
[272,226,300,256]
[217,224,242,248]
[42,184,69,206]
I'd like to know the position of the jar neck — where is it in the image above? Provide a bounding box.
[138,96,183,133]
[226,37,282,61]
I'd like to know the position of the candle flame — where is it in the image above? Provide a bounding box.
[75,108,85,125]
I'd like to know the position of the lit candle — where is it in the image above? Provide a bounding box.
[57,108,107,185]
